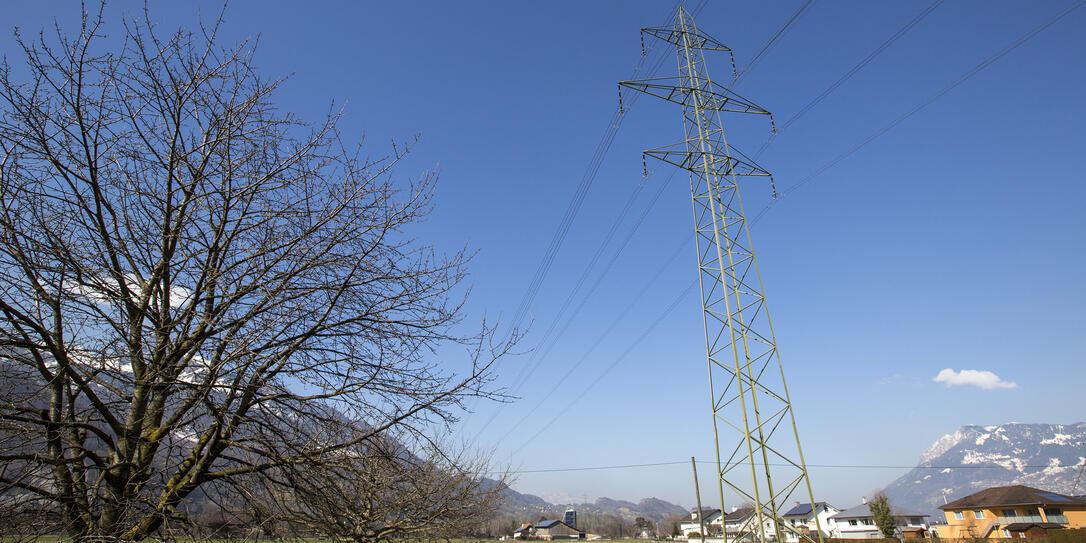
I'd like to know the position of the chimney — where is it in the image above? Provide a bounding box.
[795,501,801,507]
[862,496,867,505]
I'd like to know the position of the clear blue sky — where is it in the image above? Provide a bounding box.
[5,1,1084,510]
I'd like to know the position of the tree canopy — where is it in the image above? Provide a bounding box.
[867,494,897,539]
[0,5,513,540]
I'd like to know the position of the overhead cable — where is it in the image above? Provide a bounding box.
[752,0,1086,224]
[753,0,944,159]
[501,0,710,405]
[491,458,1086,476]
[733,0,818,87]
[510,280,698,456]
[496,0,819,450]
[505,1,702,333]
[497,230,690,444]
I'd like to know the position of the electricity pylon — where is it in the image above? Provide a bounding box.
[620,8,823,543]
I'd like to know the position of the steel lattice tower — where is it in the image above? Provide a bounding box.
[620,8,823,543]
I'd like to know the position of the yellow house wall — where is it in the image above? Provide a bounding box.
[1063,509,1086,529]
[938,505,1086,538]
[939,507,1007,538]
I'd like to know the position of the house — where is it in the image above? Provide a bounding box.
[513,523,533,539]
[534,519,586,540]
[680,508,723,537]
[829,502,929,539]
[935,485,1086,539]
[781,502,841,542]
[681,505,809,541]
[724,508,754,538]
[723,507,787,541]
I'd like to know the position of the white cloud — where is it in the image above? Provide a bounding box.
[933,368,1017,390]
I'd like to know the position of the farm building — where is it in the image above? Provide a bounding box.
[534,519,586,540]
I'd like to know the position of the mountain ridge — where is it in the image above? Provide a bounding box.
[882,422,1086,516]
[497,485,687,523]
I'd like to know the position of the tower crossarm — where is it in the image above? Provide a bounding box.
[641,24,733,52]
[645,142,771,178]
[640,25,738,76]
[619,77,773,117]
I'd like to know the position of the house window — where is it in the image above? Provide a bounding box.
[974,510,985,520]
[954,512,965,521]
[1002,509,1017,517]
[862,519,873,526]
[849,520,858,526]
[1044,508,1062,516]
[1003,530,1011,538]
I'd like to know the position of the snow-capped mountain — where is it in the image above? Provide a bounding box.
[882,423,1086,516]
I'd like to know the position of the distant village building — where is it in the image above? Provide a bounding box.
[935,485,1086,539]
[565,508,578,529]
[828,501,929,539]
[513,523,533,539]
[534,519,586,540]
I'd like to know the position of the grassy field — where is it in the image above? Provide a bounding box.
[3,539,661,543]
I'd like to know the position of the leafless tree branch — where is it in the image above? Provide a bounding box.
[0,4,517,540]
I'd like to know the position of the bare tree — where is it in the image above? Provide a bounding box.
[243,430,509,543]
[0,5,514,540]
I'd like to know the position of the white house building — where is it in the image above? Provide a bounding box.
[723,507,788,541]
[781,502,841,542]
[680,508,723,538]
[829,502,930,539]
[684,504,841,541]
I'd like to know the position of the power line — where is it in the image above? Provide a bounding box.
[495,0,712,421]
[505,0,701,372]
[494,0,816,453]
[493,459,1085,476]
[492,1,1085,488]
[497,230,690,443]
[506,0,709,335]
[733,0,818,87]
[500,0,942,459]
[465,3,715,440]
[514,170,679,391]
[502,0,1086,471]
[509,180,647,394]
[514,0,1086,467]
[506,0,794,397]
[507,106,621,332]
[467,177,654,443]
[510,280,698,456]
[492,175,685,441]
[752,0,1086,224]
[753,0,944,159]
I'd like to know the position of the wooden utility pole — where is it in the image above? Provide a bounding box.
[692,457,707,539]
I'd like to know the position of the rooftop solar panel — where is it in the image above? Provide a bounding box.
[1037,492,1072,502]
